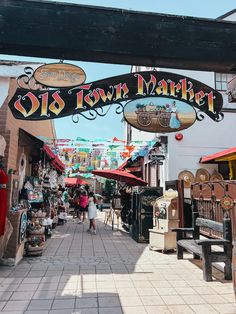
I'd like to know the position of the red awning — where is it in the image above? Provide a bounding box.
[92,169,147,186]
[64,177,89,186]
[52,157,65,172]
[43,144,65,171]
[200,147,236,163]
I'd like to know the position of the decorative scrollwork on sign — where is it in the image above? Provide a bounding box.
[72,102,125,124]
[215,112,224,122]
[115,102,125,115]
[196,111,205,121]
[17,67,42,90]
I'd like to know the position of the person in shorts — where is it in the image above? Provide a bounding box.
[87,192,97,234]
[78,190,88,223]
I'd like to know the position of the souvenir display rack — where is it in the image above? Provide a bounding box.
[25,186,46,256]
[22,161,64,256]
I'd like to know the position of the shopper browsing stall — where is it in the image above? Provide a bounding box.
[61,188,70,213]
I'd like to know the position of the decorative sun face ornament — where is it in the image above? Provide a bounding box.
[220,195,234,211]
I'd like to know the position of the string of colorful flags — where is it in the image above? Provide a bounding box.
[38,136,156,177]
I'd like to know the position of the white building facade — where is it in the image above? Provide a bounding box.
[125,10,236,189]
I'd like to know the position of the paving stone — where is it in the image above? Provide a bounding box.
[201,294,231,304]
[32,290,57,299]
[72,309,98,314]
[140,295,165,306]
[98,296,120,307]
[10,291,35,300]
[190,304,218,313]
[0,301,6,311]
[145,306,171,314]
[21,277,42,284]
[3,278,23,284]
[122,306,147,314]
[162,295,186,305]
[182,295,206,305]
[119,296,143,307]
[168,305,195,313]
[25,311,49,314]
[27,299,53,310]
[0,214,234,313]
[75,297,98,308]
[99,307,123,314]
[0,284,19,292]
[0,291,13,301]
[16,283,39,292]
[211,303,236,314]
[37,282,59,290]
[2,300,30,311]
[49,310,76,314]
[0,311,25,314]
[52,299,75,309]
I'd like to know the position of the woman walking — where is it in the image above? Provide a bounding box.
[78,190,88,224]
[87,192,97,234]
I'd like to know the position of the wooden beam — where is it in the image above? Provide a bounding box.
[1,1,236,73]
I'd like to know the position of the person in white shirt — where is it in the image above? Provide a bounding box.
[87,192,97,234]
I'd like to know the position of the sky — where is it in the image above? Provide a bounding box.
[1,0,236,140]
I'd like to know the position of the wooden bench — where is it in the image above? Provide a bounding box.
[173,212,232,281]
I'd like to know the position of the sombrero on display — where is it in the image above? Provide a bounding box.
[210,171,224,181]
[178,170,194,188]
[195,168,210,183]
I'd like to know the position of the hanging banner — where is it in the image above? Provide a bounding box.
[9,71,223,121]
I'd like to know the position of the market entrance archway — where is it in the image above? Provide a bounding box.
[2,0,236,298]
[1,0,236,73]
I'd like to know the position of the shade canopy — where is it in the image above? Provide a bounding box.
[64,177,89,187]
[43,144,65,171]
[92,169,147,186]
[200,147,236,163]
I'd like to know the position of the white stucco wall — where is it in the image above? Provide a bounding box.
[129,23,236,184]
[158,68,236,181]
[167,111,234,180]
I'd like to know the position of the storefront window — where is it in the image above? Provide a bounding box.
[215,73,235,91]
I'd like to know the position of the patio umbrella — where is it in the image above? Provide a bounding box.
[92,169,147,186]
[64,177,89,187]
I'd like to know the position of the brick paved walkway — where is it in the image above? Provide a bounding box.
[0,212,235,314]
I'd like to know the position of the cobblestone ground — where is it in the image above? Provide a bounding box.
[0,212,236,314]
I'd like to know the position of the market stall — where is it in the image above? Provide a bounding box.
[4,136,65,260]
